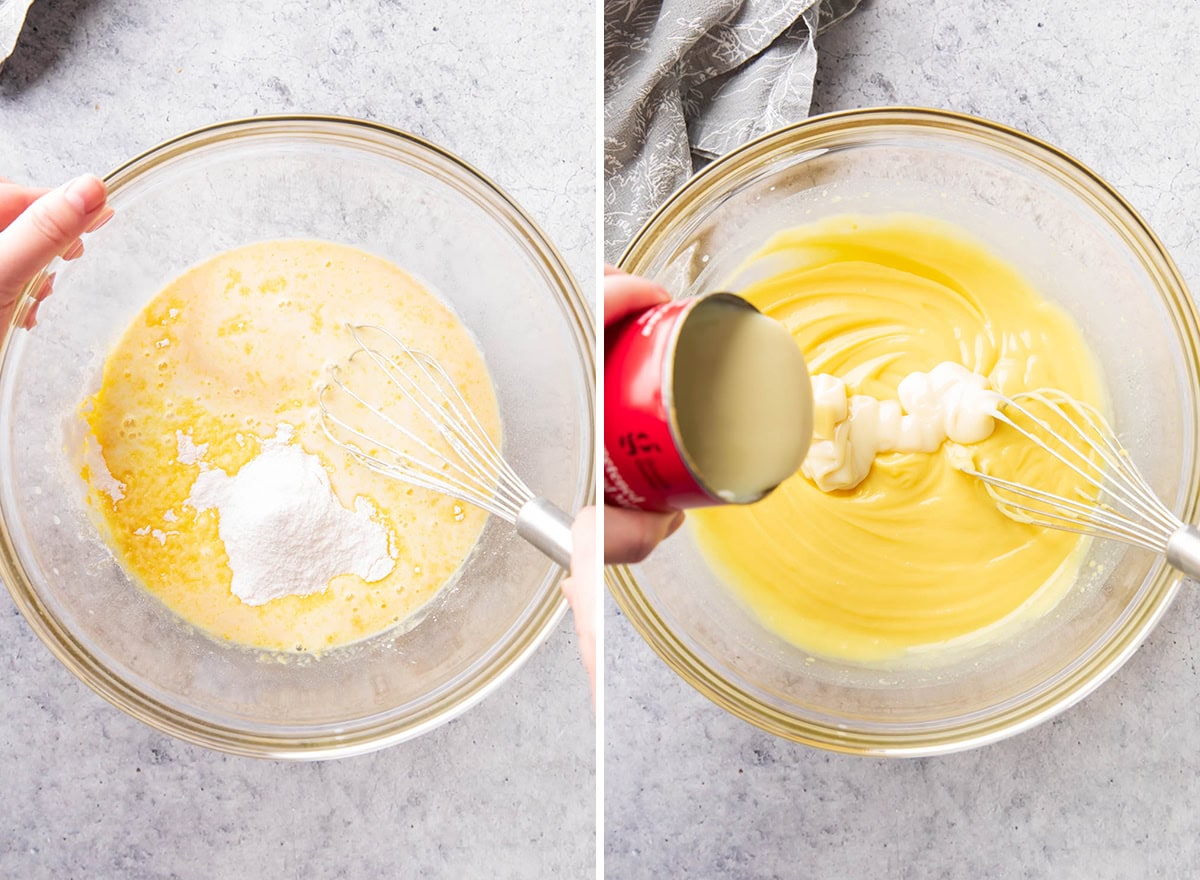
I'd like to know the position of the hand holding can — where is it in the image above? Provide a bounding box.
[602,268,689,562]
[604,280,813,514]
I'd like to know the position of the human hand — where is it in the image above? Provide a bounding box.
[603,266,686,564]
[0,174,110,330]
[561,506,597,706]
[558,269,688,703]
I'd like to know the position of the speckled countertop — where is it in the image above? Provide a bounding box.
[0,2,594,878]
[606,1,1200,877]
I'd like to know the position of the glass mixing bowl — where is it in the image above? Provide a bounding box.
[0,116,594,759]
[611,107,1200,756]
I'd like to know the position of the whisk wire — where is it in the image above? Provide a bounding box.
[318,325,535,523]
[977,473,1171,553]
[316,323,576,568]
[352,325,534,504]
[320,379,524,519]
[962,389,1183,553]
[1011,390,1179,535]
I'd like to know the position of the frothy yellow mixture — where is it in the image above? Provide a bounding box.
[81,240,498,652]
[690,215,1104,662]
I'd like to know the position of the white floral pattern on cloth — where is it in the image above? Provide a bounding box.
[604,0,861,261]
[0,0,35,67]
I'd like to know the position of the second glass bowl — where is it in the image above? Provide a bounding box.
[612,107,1200,756]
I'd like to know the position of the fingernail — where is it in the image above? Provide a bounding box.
[665,511,685,538]
[22,298,40,329]
[85,206,115,232]
[62,240,84,261]
[63,174,106,214]
[34,272,55,301]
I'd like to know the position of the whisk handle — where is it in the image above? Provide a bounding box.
[1167,525,1200,580]
[516,497,574,569]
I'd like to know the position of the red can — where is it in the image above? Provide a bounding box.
[604,292,798,512]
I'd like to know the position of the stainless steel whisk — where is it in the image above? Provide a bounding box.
[959,388,1200,578]
[318,324,574,568]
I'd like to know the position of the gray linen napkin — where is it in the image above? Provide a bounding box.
[604,0,860,261]
[0,0,34,68]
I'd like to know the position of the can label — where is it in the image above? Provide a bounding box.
[603,298,721,512]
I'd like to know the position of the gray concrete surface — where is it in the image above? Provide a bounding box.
[0,1,595,878]
[605,1,1200,877]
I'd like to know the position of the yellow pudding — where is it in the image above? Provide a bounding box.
[80,239,498,652]
[690,214,1103,662]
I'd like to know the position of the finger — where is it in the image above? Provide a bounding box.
[85,206,115,232]
[20,272,55,330]
[32,271,55,302]
[568,506,598,583]
[604,505,684,564]
[64,205,119,260]
[0,175,107,300]
[603,271,670,326]
[562,506,598,705]
[0,184,51,230]
[603,264,623,276]
[28,201,114,267]
[22,299,39,329]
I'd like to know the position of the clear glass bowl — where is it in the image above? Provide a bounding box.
[611,107,1200,756]
[0,116,594,759]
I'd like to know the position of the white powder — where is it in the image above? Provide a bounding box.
[134,525,173,545]
[185,427,395,606]
[82,434,125,503]
[176,430,208,466]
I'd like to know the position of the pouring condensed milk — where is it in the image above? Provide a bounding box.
[603,292,814,512]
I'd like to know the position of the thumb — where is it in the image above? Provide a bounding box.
[0,174,107,303]
[603,505,685,564]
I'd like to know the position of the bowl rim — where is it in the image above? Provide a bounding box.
[610,105,1200,757]
[0,113,596,759]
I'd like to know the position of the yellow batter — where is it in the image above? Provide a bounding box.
[690,214,1104,663]
[80,240,498,652]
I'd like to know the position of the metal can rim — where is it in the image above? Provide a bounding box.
[661,291,778,506]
